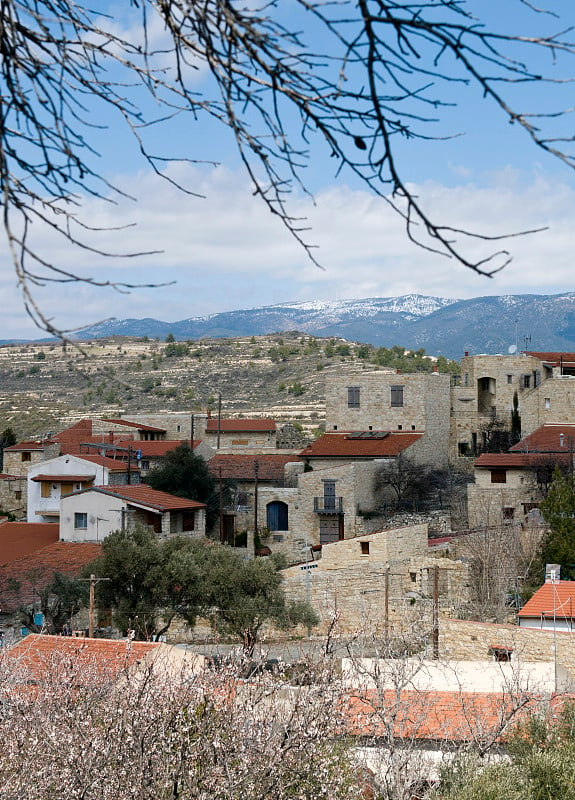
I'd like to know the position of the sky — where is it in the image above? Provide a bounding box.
[3,1,575,340]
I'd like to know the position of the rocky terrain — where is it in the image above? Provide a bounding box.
[0,332,392,440]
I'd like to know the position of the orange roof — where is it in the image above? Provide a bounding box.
[0,521,59,565]
[101,418,166,432]
[208,454,299,481]
[7,634,160,684]
[75,454,139,471]
[518,581,575,619]
[205,418,276,432]
[74,484,206,511]
[511,424,575,454]
[342,689,539,742]
[0,542,101,612]
[300,431,422,458]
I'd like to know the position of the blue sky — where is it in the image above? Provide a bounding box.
[3,0,575,339]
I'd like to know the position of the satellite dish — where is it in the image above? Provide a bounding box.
[508,344,517,354]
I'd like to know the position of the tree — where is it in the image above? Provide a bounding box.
[536,468,575,582]
[146,443,225,533]
[5,2,575,336]
[204,548,319,657]
[0,426,17,472]
[90,528,206,640]
[375,455,438,514]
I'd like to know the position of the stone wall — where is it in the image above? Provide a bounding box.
[0,475,26,518]
[439,617,575,679]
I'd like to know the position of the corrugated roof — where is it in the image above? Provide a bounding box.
[300,432,422,458]
[0,521,59,565]
[208,454,299,481]
[205,419,276,432]
[75,484,206,511]
[0,542,101,612]
[511,424,575,454]
[518,581,575,619]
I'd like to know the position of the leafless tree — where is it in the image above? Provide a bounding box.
[4,2,575,336]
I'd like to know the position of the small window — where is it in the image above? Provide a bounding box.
[74,512,88,530]
[411,425,415,431]
[21,452,31,462]
[41,482,51,498]
[490,646,512,663]
[507,374,513,384]
[458,442,469,456]
[491,469,507,484]
[360,541,370,555]
[522,374,531,389]
[503,507,515,523]
[545,398,551,410]
[333,425,338,431]
[390,385,404,407]
[464,373,469,387]
[347,386,360,408]
[14,490,21,500]
[398,425,403,430]
[410,571,417,583]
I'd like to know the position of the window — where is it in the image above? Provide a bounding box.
[347,386,360,408]
[266,501,289,531]
[491,469,507,484]
[61,482,74,496]
[21,452,31,462]
[522,374,531,389]
[503,506,515,523]
[489,646,512,663]
[41,482,51,498]
[360,541,370,555]
[464,372,469,387]
[74,512,88,529]
[14,490,21,500]
[398,425,403,430]
[545,397,551,410]
[507,374,513,384]
[390,385,404,407]
[458,442,469,456]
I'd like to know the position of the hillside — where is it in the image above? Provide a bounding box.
[0,333,448,440]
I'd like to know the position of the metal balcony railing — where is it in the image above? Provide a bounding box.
[313,497,343,514]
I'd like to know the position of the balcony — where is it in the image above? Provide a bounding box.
[314,496,343,514]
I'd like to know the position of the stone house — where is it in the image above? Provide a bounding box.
[59,484,206,543]
[281,523,467,634]
[325,370,451,467]
[203,417,277,450]
[27,454,141,524]
[466,422,575,528]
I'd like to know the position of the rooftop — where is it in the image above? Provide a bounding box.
[71,484,206,511]
[208,453,299,481]
[0,521,59,565]
[511,423,575,454]
[518,581,575,620]
[300,431,422,458]
[205,418,276,433]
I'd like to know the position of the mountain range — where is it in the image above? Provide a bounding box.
[73,293,575,359]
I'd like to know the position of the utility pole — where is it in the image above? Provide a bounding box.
[433,566,440,660]
[127,446,132,485]
[384,565,390,644]
[253,460,259,547]
[216,393,222,450]
[219,466,224,543]
[80,574,110,638]
[190,414,195,449]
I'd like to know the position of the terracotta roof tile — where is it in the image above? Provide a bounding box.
[76,484,206,511]
[518,581,575,619]
[300,432,422,458]
[205,418,276,432]
[132,440,201,457]
[511,424,575,454]
[0,542,101,612]
[7,633,160,684]
[525,351,575,367]
[342,689,539,742]
[74,454,139,471]
[474,452,571,469]
[208,454,299,481]
[4,440,54,452]
[0,521,59,565]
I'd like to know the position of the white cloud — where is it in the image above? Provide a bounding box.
[2,164,575,339]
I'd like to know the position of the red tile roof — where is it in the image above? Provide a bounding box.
[0,542,101,612]
[7,634,160,684]
[74,454,139,471]
[474,452,571,469]
[208,454,299,481]
[525,352,575,367]
[76,484,206,511]
[341,689,539,742]
[0,521,59,565]
[511,424,575,454]
[205,418,276,432]
[101,418,166,432]
[300,432,422,458]
[518,581,575,620]
[4,439,54,452]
